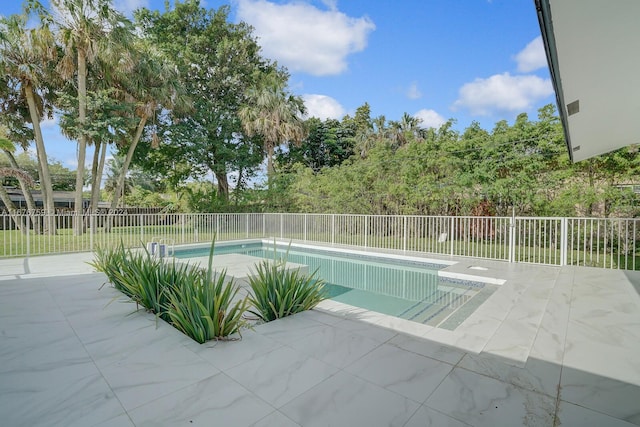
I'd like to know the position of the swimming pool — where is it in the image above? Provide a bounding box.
[175,242,498,330]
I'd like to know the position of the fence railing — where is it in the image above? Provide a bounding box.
[1,212,639,270]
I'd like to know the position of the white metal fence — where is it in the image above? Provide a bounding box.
[1,212,639,270]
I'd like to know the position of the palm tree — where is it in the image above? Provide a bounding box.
[49,0,133,233]
[389,112,424,148]
[0,13,57,223]
[0,167,35,233]
[107,42,185,211]
[239,75,307,183]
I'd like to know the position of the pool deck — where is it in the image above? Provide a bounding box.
[1,250,640,426]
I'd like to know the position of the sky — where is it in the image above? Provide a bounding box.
[0,0,554,171]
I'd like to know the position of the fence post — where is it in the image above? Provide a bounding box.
[560,217,567,266]
[304,214,307,242]
[403,216,407,252]
[449,217,455,256]
[90,214,94,252]
[364,216,368,248]
[332,214,335,245]
[26,214,31,259]
[509,210,515,263]
[280,213,284,239]
[139,214,144,244]
[246,214,249,238]
[262,213,266,238]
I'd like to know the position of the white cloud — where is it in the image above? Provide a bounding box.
[113,0,148,16]
[414,109,446,129]
[302,94,346,120]
[452,72,553,116]
[406,82,422,100]
[514,36,547,73]
[236,0,375,76]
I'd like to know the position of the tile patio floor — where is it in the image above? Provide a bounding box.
[1,251,639,426]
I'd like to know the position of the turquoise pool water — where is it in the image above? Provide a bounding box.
[176,243,497,330]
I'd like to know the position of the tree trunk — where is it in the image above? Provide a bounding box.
[0,184,26,233]
[110,116,147,210]
[3,149,40,233]
[266,144,275,187]
[215,169,229,201]
[89,141,101,213]
[91,141,107,213]
[23,82,55,234]
[74,49,88,235]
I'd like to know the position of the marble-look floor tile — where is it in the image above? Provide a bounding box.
[333,317,398,343]
[422,328,487,355]
[99,343,220,411]
[288,324,381,368]
[426,367,555,427]
[93,412,135,427]
[560,365,640,424]
[189,329,284,371]
[557,400,638,427]
[83,320,187,369]
[388,333,465,365]
[458,353,560,399]
[404,405,472,427]
[250,410,301,427]
[0,331,90,375]
[252,314,332,345]
[280,370,419,427]
[0,367,125,427]
[345,343,453,403]
[294,308,344,325]
[226,345,338,407]
[128,372,274,427]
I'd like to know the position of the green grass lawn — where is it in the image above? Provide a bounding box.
[1,225,638,270]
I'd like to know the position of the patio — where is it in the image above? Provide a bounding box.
[0,252,639,426]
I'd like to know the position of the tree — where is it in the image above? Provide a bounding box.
[135,1,274,201]
[48,0,133,232]
[239,73,307,182]
[107,41,184,211]
[0,128,38,216]
[0,12,57,223]
[278,117,355,173]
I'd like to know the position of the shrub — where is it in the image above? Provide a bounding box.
[89,243,129,294]
[90,241,250,343]
[248,252,326,323]
[164,244,250,343]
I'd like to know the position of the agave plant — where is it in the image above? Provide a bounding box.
[91,240,252,343]
[164,242,250,343]
[247,250,326,322]
[88,242,130,294]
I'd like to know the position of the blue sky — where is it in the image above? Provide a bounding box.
[1,0,554,170]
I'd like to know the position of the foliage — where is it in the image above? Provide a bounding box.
[134,1,280,200]
[89,241,249,343]
[248,249,326,322]
[165,243,249,343]
[88,242,130,294]
[281,104,640,218]
[0,151,77,190]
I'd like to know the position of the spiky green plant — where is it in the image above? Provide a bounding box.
[164,242,250,343]
[247,253,326,323]
[91,240,251,343]
[88,242,129,294]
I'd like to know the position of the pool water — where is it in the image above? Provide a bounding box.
[176,243,497,330]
